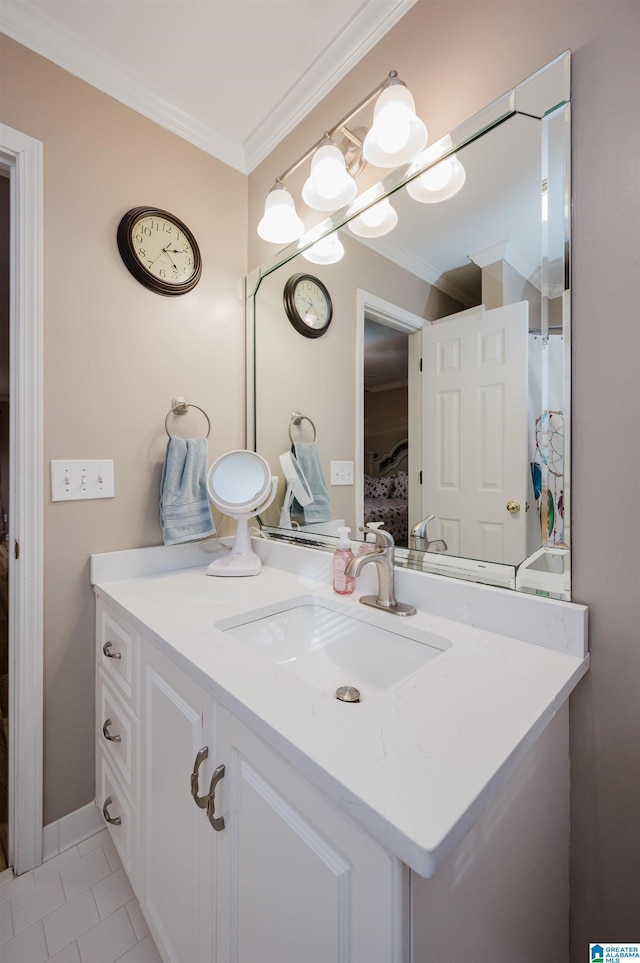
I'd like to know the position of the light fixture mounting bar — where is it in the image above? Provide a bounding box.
[274,71,400,186]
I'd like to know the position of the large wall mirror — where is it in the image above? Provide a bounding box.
[248,53,571,599]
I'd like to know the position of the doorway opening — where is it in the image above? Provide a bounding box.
[0,170,8,871]
[0,122,44,877]
[355,290,425,549]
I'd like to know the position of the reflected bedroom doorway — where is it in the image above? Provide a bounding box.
[357,290,425,549]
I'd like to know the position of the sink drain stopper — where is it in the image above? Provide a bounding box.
[336,685,361,703]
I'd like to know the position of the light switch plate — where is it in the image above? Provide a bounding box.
[330,460,354,486]
[51,459,115,501]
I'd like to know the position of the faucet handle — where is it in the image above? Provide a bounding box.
[411,514,436,539]
[359,525,394,549]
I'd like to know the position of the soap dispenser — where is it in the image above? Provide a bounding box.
[333,527,355,595]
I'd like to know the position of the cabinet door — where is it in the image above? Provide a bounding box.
[139,640,216,963]
[214,706,405,963]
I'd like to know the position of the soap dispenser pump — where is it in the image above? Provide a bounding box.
[333,527,355,595]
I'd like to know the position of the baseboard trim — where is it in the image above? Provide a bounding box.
[43,800,103,862]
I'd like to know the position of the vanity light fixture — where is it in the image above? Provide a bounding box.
[302,135,358,212]
[362,81,427,168]
[301,233,345,265]
[257,71,428,244]
[347,197,398,238]
[257,183,305,244]
[406,154,466,204]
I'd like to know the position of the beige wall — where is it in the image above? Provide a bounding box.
[0,36,247,823]
[249,1,640,954]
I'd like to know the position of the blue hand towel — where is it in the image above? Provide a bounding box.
[160,437,216,545]
[292,442,331,523]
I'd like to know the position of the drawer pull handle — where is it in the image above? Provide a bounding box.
[102,641,122,660]
[190,746,209,809]
[102,718,121,743]
[207,764,226,832]
[102,795,121,826]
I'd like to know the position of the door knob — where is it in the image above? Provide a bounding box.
[506,500,521,514]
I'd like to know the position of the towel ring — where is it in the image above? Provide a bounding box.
[165,398,211,439]
[288,411,316,444]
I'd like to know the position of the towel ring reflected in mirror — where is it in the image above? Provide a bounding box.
[165,400,211,439]
[288,411,316,444]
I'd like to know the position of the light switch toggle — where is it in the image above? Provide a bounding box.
[51,460,115,501]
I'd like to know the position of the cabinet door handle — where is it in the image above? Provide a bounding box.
[102,795,121,826]
[102,718,121,743]
[102,641,122,660]
[190,746,209,809]
[206,764,225,831]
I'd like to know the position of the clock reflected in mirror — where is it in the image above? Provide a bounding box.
[283,273,333,338]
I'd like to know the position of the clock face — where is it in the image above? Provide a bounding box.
[117,207,202,295]
[283,274,333,338]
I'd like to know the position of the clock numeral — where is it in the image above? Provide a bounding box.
[134,233,142,244]
[159,269,166,278]
[138,247,146,258]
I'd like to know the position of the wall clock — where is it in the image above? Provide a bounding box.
[117,207,202,295]
[283,273,333,338]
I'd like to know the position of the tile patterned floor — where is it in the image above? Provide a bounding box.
[0,829,161,962]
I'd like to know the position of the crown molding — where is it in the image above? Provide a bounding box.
[243,0,416,172]
[469,239,541,291]
[0,2,246,169]
[0,0,415,174]
[361,232,480,307]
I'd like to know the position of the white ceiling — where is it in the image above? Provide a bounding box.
[0,0,415,172]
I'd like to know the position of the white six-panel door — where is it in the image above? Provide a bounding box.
[420,302,529,564]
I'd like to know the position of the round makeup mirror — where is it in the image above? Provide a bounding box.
[278,451,313,528]
[206,450,277,577]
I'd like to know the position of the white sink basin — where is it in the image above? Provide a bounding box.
[216,596,450,699]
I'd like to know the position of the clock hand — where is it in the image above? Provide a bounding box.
[162,249,179,271]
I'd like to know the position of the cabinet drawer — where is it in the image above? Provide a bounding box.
[97,669,139,804]
[98,753,138,887]
[97,603,139,710]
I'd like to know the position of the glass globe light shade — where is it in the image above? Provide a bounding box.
[348,198,398,238]
[406,156,466,204]
[363,84,428,168]
[302,234,345,265]
[257,185,304,243]
[302,143,358,212]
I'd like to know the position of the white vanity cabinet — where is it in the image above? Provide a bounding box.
[96,599,402,963]
[95,601,141,888]
[214,704,403,963]
[138,638,216,963]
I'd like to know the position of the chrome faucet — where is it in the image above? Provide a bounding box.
[345,526,416,617]
[410,514,448,553]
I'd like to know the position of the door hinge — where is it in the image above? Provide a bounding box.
[419,471,423,484]
[14,539,20,560]
[419,358,423,372]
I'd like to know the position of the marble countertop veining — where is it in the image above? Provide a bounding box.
[92,540,588,877]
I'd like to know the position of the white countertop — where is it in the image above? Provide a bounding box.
[92,538,588,878]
